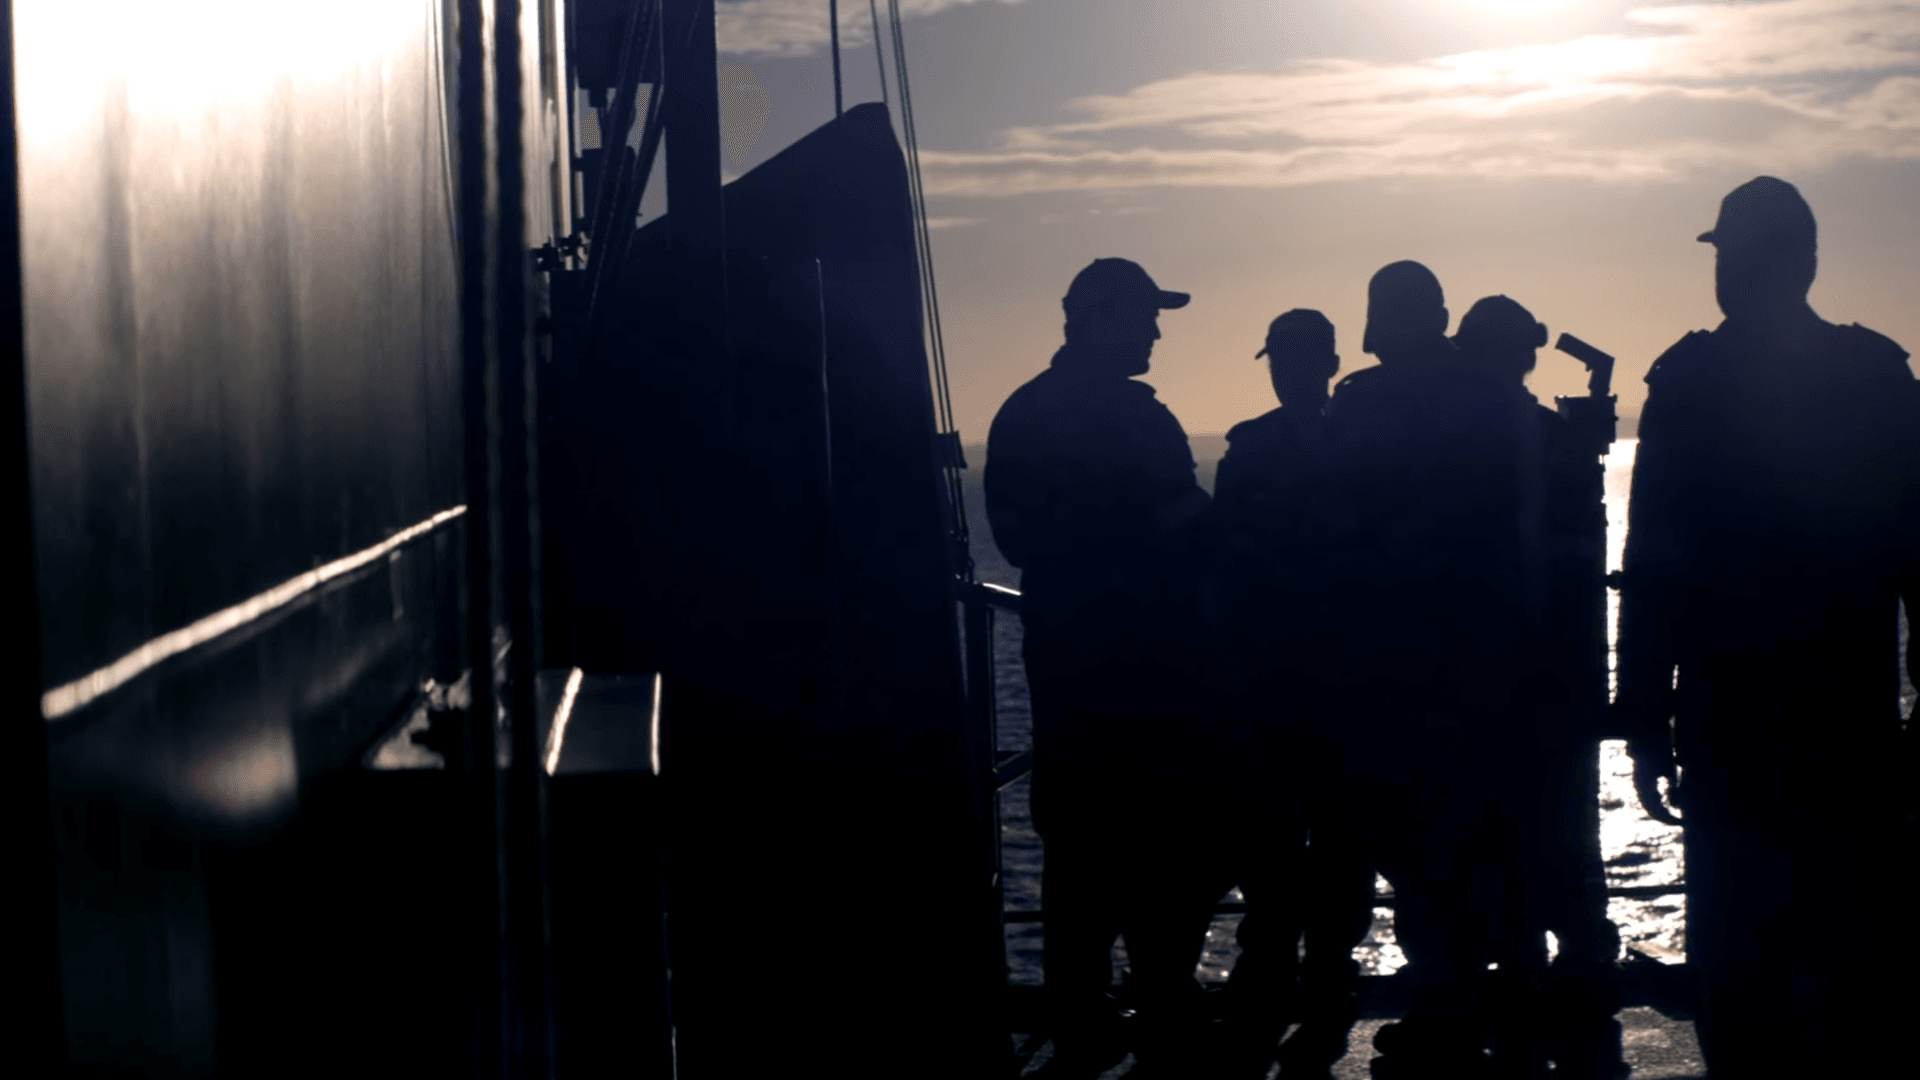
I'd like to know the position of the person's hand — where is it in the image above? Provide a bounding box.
[1627,735,1682,826]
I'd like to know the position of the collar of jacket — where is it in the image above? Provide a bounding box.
[1048,344,1154,383]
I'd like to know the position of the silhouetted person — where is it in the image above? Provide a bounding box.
[1455,296,1628,1080]
[1208,310,1375,1078]
[1616,177,1920,1076]
[985,258,1220,1077]
[1320,261,1542,1078]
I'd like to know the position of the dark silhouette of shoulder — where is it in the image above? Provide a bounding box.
[1644,323,1915,423]
[1832,322,1913,378]
[1222,407,1312,456]
[1325,365,1385,415]
[987,367,1195,496]
[1224,407,1285,446]
[1633,318,1920,551]
[991,367,1189,453]
[985,365,1202,572]
[1332,366,1383,393]
[1644,329,1716,390]
[1216,406,1320,506]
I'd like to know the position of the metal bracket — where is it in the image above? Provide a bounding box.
[532,232,587,274]
[936,430,967,470]
[363,673,473,771]
[992,749,1032,790]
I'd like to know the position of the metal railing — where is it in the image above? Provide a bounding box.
[962,581,1032,794]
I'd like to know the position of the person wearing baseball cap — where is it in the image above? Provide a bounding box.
[1695,174,1820,327]
[1062,256,1193,308]
[1454,294,1634,1080]
[1618,177,1920,1076]
[1207,308,1378,1077]
[1054,256,1193,377]
[984,257,1217,1076]
[1315,263,1545,1077]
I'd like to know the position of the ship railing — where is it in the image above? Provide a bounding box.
[961,580,1033,793]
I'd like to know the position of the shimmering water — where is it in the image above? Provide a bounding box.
[973,439,1913,985]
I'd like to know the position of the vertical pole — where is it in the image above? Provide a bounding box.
[816,259,845,712]
[0,1,70,1072]
[661,0,729,666]
[665,0,724,307]
[455,0,509,1076]
[964,595,1008,995]
[829,0,843,118]
[657,7,723,1074]
[494,1,555,1077]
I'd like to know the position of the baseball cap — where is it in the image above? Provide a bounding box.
[1255,308,1336,358]
[1455,295,1547,350]
[1062,258,1190,314]
[1698,176,1816,249]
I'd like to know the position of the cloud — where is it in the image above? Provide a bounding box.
[924,216,985,229]
[717,0,1024,58]
[920,0,1920,196]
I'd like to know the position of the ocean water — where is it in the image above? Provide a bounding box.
[968,438,1916,986]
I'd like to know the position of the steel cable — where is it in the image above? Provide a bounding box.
[886,0,973,580]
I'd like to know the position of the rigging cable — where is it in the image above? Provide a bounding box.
[868,0,888,106]
[830,0,844,117]
[582,0,667,361]
[886,0,973,581]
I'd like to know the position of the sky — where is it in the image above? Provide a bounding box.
[708,0,1920,438]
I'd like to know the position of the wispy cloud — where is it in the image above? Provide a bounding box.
[718,0,1025,58]
[924,216,985,229]
[920,0,1920,196]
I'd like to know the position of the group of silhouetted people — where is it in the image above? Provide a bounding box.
[984,177,1920,1079]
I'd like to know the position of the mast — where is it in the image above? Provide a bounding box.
[664,0,731,448]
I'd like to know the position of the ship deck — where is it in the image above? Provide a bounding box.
[521,666,1714,1079]
[1006,989,1705,1078]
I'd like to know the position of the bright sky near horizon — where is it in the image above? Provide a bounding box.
[712,0,1920,437]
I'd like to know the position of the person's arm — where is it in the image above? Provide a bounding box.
[1614,362,1692,826]
[983,477,1029,570]
[1904,411,1919,700]
[1902,378,1920,705]
[1125,393,1211,537]
[1902,568,1917,813]
[1905,573,1919,710]
[983,414,1036,571]
[1894,366,1920,822]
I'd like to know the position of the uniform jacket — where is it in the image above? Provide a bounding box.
[984,348,1212,662]
[1320,351,1545,714]
[1616,314,1920,807]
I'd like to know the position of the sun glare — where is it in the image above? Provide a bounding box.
[15,0,421,146]
[1465,0,1584,13]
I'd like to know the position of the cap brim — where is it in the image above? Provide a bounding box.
[1254,347,1269,359]
[1157,290,1191,309]
[1697,230,1716,244]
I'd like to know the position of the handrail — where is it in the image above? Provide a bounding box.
[992,750,1031,791]
[960,579,1022,612]
[43,505,468,720]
